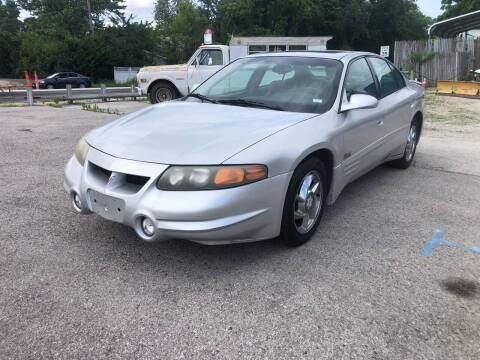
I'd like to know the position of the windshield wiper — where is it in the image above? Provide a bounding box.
[218,99,284,111]
[186,93,219,104]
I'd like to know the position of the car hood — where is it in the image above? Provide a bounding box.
[85,102,315,165]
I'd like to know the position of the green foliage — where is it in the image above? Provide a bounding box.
[10,21,157,80]
[200,0,430,53]
[82,103,120,114]
[1,0,436,78]
[0,0,21,33]
[408,52,438,66]
[439,0,480,20]
[17,0,126,35]
[160,0,208,63]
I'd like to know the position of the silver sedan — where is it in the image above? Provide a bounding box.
[64,51,424,246]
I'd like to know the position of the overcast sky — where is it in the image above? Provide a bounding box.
[123,0,444,22]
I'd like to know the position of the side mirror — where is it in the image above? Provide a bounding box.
[190,84,200,93]
[341,94,378,112]
[194,58,199,68]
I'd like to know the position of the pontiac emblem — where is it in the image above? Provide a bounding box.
[107,173,115,185]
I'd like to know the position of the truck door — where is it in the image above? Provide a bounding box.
[187,48,224,89]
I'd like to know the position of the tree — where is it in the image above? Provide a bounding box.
[0,0,21,77]
[439,0,480,20]
[16,0,126,35]
[0,0,21,33]
[154,0,175,28]
[162,0,208,63]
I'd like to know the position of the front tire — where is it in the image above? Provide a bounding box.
[389,119,419,169]
[149,82,177,104]
[279,158,327,246]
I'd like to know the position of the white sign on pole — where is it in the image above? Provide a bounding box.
[380,46,390,58]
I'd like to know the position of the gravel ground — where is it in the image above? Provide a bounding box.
[0,102,479,359]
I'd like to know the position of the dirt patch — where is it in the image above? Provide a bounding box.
[0,78,25,87]
[424,89,480,126]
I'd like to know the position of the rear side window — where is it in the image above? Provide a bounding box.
[344,58,377,98]
[369,57,400,97]
[389,64,406,89]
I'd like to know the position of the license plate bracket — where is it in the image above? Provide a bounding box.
[88,189,125,222]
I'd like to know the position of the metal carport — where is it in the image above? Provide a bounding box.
[429,10,480,38]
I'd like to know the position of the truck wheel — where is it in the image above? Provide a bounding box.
[149,82,177,104]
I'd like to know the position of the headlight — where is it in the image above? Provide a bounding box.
[39,80,44,84]
[74,137,90,165]
[157,165,268,191]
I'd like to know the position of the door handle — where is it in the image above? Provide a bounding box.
[377,120,384,126]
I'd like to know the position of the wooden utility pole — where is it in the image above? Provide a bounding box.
[86,0,94,34]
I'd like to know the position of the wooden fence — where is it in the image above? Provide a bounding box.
[394,38,479,86]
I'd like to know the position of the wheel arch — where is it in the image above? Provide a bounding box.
[413,111,423,140]
[147,79,180,96]
[294,148,335,200]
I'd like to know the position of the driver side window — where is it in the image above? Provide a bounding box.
[198,49,223,66]
[345,58,377,98]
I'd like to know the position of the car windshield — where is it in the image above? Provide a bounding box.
[192,56,343,114]
[47,73,59,79]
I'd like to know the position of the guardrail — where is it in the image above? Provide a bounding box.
[0,84,143,105]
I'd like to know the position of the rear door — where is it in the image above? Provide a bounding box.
[67,72,79,87]
[56,73,70,88]
[367,57,412,158]
[341,57,386,181]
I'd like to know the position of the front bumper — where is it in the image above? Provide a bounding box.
[64,147,290,244]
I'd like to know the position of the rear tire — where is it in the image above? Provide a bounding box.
[79,83,86,88]
[389,119,419,169]
[279,157,327,246]
[149,82,177,104]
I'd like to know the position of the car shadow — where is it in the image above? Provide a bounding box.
[70,163,405,278]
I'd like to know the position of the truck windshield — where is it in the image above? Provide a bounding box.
[192,56,343,114]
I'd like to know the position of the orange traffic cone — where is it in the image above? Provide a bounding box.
[24,71,32,87]
[422,78,427,89]
[34,70,39,89]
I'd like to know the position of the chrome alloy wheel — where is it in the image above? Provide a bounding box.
[405,124,418,161]
[294,170,323,234]
[155,88,173,102]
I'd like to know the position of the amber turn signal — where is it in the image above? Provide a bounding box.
[245,165,267,181]
[214,168,245,185]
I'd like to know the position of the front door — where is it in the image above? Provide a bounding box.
[187,48,224,89]
[368,57,412,158]
[341,57,386,182]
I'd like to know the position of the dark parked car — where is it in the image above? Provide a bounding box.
[34,72,91,89]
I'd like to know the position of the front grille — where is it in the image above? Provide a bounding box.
[89,162,111,182]
[126,174,150,187]
[87,162,150,194]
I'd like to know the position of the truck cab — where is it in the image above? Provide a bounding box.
[138,36,333,104]
[137,45,230,104]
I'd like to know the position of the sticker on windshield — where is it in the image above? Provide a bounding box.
[313,99,323,104]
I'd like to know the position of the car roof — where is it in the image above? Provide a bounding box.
[248,51,377,61]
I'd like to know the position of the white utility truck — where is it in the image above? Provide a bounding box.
[137,36,332,103]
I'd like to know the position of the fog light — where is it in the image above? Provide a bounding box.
[72,193,82,211]
[141,217,155,237]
